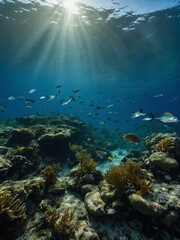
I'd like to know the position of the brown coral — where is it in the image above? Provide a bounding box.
[41,165,57,184]
[152,137,174,154]
[45,207,76,239]
[105,160,151,196]
[0,190,26,220]
[69,144,83,153]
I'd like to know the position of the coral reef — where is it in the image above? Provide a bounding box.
[0,116,180,240]
[105,160,152,196]
[0,190,26,220]
[41,165,57,185]
[45,207,76,239]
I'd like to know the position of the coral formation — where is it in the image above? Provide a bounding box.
[105,160,152,196]
[0,190,26,220]
[45,207,76,239]
[41,165,57,184]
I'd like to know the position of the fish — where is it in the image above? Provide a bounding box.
[0,105,7,112]
[96,106,102,110]
[100,121,106,124]
[156,114,180,123]
[164,112,173,115]
[8,96,15,101]
[154,93,163,98]
[17,146,25,151]
[115,128,120,131]
[72,89,81,93]
[47,95,56,101]
[28,89,36,94]
[61,98,72,106]
[143,113,154,121]
[107,156,113,162]
[79,101,84,104]
[18,96,25,100]
[26,105,33,108]
[131,109,145,118]
[123,133,140,143]
[89,104,94,107]
[39,96,46,100]
[107,104,114,108]
[25,99,35,104]
[56,85,63,88]
[86,138,91,141]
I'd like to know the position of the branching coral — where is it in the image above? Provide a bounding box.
[105,160,152,196]
[0,190,26,219]
[41,165,57,184]
[75,150,96,175]
[45,207,76,239]
[152,137,174,153]
[69,144,83,153]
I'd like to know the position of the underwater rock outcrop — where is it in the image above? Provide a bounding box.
[147,151,178,171]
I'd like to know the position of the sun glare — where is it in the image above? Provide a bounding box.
[63,0,77,12]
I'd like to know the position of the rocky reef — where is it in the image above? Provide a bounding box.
[0,116,180,240]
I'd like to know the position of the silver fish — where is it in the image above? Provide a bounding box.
[28,89,36,94]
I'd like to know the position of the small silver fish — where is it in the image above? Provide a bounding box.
[107,104,114,108]
[8,96,15,100]
[61,98,72,105]
[28,89,36,94]
[131,110,146,118]
[47,95,56,101]
[154,93,163,98]
[39,96,46,100]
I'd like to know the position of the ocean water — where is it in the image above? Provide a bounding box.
[0,0,180,131]
[0,1,180,240]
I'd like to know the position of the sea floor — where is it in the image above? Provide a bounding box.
[0,115,180,240]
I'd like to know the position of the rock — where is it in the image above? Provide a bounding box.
[162,210,179,227]
[38,128,77,156]
[128,193,166,216]
[81,184,96,194]
[147,152,178,171]
[75,220,99,240]
[85,191,105,216]
[128,219,143,230]
[0,155,12,178]
[6,128,35,146]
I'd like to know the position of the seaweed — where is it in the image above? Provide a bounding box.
[105,160,152,196]
[0,190,26,220]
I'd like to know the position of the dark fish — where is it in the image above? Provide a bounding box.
[93,128,97,131]
[114,120,119,123]
[89,104,94,107]
[79,101,84,104]
[96,106,102,110]
[79,122,85,126]
[115,128,120,131]
[72,89,81,93]
[56,85,63,88]
[25,99,35,104]
[37,112,41,117]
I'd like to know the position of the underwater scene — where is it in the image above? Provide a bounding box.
[0,0,180,239]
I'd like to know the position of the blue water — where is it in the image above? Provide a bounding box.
[0,0,180,133]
